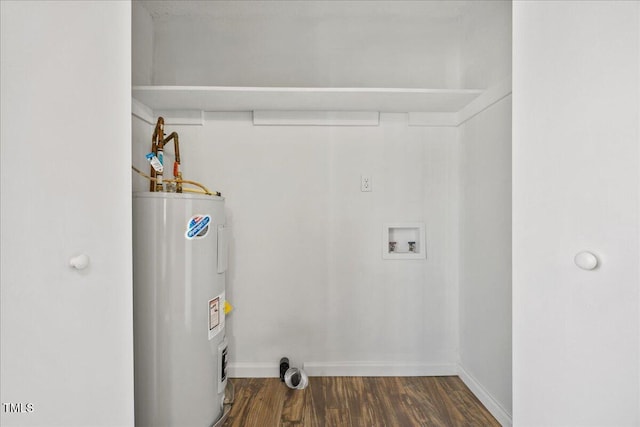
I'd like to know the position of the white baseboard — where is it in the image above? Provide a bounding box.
[229,361,457,378]
[228,362,279,378]
[304,362,457,377]
[457,364,512,427]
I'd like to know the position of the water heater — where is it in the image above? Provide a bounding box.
[133,192,229,427]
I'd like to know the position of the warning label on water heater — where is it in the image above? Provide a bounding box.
[185,214,211,240]
[208,292,225,340]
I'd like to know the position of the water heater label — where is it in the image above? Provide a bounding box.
[185,214,211,240]
[208,292,225,340]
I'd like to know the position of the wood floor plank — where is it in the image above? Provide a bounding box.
[308,376,327,426]
[438,377,501,427]
[281,386,307,424]
[362,377,394,426]
[229,378,285,427]
[399,377,442,426]
[370,377,409,426]
[223,378,262,427]
[403,376,451,426]
[434,378,473,427]
[325,408,351,426]
[383,377,429,427]
[325,377,350,410]
[301,382,321,427]
[341,377,369,426]
[223,376,500,427]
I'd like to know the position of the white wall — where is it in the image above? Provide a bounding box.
[131,111,153,192]
[513,1,639,425]
[132,0,153,85]
[1,1,133,426]
[459,96,512,424]
[457,1,512,424]
[132,113,460,376]
[144,0,463,88]
[459,1,512,89]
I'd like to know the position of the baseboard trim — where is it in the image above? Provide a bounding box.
[304,362,458,377]
[229,361,457,378]
[228,362,279,378]
[457,364,512,427]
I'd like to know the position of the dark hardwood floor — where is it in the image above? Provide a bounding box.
[223,376,500,427]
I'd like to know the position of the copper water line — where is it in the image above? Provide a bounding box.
[150,117,165,192]
[161,132,182,193]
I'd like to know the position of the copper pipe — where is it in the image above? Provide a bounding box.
[150,117,165,192]
[146,117,209,195]
[162,132,180,163]
[161,132,182,193]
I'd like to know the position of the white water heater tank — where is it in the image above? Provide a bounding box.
[133,192,229,427]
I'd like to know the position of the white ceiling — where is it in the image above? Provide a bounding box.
[138,0,469,22]
[134,0,509,88]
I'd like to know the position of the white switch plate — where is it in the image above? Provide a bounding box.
[361,175,372,192]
